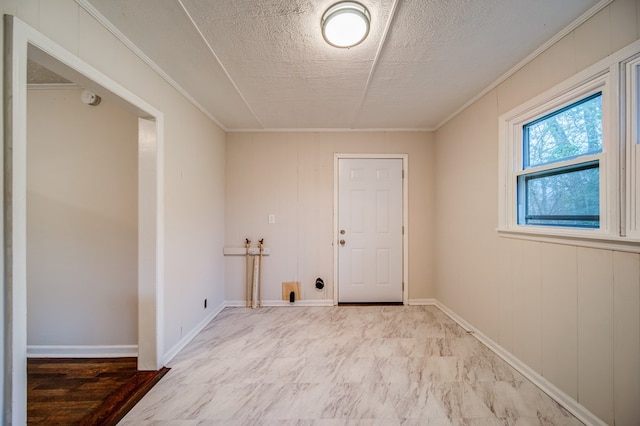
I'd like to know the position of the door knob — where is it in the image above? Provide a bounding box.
[339,239,346,246]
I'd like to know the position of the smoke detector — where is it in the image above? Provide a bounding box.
[81,90,101,106]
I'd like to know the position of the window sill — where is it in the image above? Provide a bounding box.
[497,227,640,253]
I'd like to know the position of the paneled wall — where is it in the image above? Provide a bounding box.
[225,131,435,303]
[435,1,640,424]
[1,0,227,359]
[497,240,640,424]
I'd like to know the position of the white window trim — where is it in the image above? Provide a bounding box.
[498,39,640,254]
[624,54,640,239]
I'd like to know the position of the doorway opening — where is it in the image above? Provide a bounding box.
[4,16,164,424]
[27,68,139,358]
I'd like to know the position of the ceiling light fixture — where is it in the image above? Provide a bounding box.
[322,1,370,48]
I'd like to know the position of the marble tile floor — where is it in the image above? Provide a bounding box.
[119,306,583,425]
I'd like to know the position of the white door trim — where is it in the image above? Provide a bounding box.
[333,153,409,305]
[4,16,164,424]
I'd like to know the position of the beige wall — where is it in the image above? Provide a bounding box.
[1,0,227,361]
[225,131,435,303]
[434,1,640,424]
[27,88,138,346]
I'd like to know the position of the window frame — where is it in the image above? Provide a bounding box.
[499,38,640,253]
[516,88,605,229]
[499,72,613,239]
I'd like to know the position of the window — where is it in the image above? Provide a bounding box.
[518,92,602,228]
[500,38,640,250]
[499,72,610,239]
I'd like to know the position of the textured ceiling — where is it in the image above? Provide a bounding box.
[27,60,72,85]
[84,0,603,131]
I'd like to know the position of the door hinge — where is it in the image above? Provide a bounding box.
[402,170,405,179]
[402,226,405,235]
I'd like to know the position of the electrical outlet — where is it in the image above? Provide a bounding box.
[204,298,207,309]
[268,214,276,224]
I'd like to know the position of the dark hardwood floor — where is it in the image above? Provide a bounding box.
[27,357,169,425]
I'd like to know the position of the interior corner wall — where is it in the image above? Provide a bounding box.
[1,0,227,360]
[26,88,138,346]
[224,131,435,304]
[433,1,640,425]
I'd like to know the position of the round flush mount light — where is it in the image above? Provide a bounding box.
[322,1,370,48]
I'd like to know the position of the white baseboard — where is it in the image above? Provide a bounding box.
[432,300,606,426]
[408,298,437,305]
[161,300,226,365]
[26,345,137,358]
[225,299,334,307]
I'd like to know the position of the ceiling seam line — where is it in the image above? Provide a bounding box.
[73,0,228,132]
[350,0,401,127]
[176,0,265,129]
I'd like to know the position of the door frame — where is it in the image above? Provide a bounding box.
[4,16,165,424]
[333,153,408,305]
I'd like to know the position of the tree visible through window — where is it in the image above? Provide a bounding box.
[518,92,602,228]
[500,42,640,243]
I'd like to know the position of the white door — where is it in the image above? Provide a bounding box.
[338,158,403,303]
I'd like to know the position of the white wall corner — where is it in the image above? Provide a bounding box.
[161,301,226,365]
